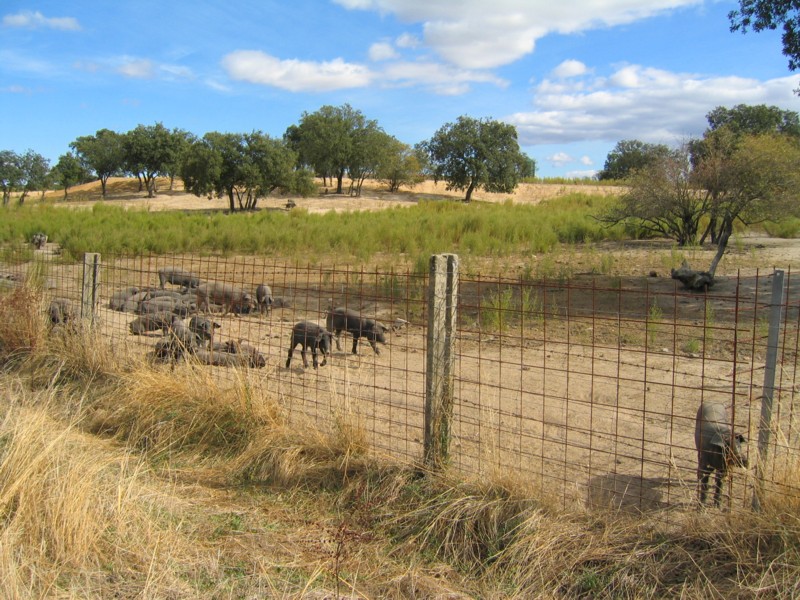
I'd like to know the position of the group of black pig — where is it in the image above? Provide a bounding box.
[109,267,269,368]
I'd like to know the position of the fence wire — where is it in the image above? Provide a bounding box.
[2,245,798,512]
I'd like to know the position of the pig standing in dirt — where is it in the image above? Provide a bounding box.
[158,267,201,291]
[286,321,333,369]
[256,283,273,315]
[196,282,255,315]
[695,402,748,506]
[326,307,387,355]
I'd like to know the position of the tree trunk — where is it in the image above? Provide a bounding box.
[63,187,69,200]
[336,170,345,195]
[227,189,235,212]
[100,176,108,199]
[464,180,476,203]
[707,218,733,278]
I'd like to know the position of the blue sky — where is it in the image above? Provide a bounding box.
[1,0,798,178]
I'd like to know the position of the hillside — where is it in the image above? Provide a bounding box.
[43,176,626,213]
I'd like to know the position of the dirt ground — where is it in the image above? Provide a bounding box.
[55,176,625,212]
[27,178,800,511]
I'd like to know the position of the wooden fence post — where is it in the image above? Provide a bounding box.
[752,269,785,510]
[81,252,101,326]
[424,253,459,470]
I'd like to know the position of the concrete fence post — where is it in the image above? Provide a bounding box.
[424,253,459,470]
[752,269,785,511]
[81,252,101,326]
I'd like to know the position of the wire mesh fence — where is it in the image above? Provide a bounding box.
[2,244,798,512]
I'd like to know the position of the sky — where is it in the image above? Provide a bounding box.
[1,0,799,179]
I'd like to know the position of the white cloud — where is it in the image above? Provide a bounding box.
[160,64,194,80]
[222,50,373,92]
[381,60,507,94]
[3,10,80,31]
[508,64,800,146]
[369,42,398,61]
[546,151,574,167]
[204,79,231,93]
[220,49,505,95]
[117,59,155,79]
[333,0,703,69]
[396,32,420,48]
[580,155,593,166]
[552,60,588,79]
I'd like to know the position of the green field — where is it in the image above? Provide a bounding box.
[1,193,628,264]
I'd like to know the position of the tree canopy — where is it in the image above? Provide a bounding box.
[377,140,425,193]
[70,129,125,198]
[0,149,50,206]
[602,145,708,246]
[730,1,800,71]
[419,116,529,202]
[597,140,674,181]
[181,131,311,212]
[705,104,800,137]
[0,150,23,206]
[286,104,363,194]
[123,123,176,198]
[53,153,89,200]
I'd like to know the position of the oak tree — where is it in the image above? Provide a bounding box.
[598,139,673,181]
[181,131,309,211]
[70,129,124,198]
[419,116,528,202]
[53,152,89,200]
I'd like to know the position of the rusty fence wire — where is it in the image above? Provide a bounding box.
[2,245,799,512]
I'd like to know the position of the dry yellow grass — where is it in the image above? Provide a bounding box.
[43,175,626,213]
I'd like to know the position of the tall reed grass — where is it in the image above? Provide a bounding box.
[1,194,626,263]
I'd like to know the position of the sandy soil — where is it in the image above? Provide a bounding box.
[52,176,623,211]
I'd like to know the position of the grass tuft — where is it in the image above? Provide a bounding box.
[0,279,48,363]
[85,363,278,459]
[231,408,371,490]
